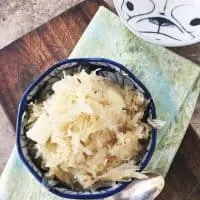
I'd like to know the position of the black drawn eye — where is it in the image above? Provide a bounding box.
[190,18,200,26]
[126,1,134,11]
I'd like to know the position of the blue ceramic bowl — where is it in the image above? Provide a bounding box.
[16,58,157,199]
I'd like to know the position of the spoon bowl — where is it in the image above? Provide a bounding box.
[111,171,165,200]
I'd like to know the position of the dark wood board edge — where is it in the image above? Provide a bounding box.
[0,0,110,125]
[158,125,200,200]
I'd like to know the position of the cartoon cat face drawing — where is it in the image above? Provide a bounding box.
[116,0,200,45]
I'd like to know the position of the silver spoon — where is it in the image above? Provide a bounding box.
[108,172,165,200]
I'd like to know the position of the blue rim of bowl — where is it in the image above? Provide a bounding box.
[16,57,157,199]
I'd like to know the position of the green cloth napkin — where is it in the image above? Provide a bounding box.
[0,7,199,200]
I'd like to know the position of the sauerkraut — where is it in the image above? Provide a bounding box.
[25,70,151,189]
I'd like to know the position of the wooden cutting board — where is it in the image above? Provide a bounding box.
[0,0,199,199]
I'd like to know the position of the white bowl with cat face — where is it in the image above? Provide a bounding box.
[114,0,200,46]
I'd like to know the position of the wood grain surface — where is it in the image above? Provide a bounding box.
[0,0,107,125]
[0,0,199,199]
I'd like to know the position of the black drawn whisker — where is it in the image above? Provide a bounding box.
[121,0,125,10]
[163,0,169,12]
[124,0,156,22]
[139,31,181,41]
[171,4,195,39]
